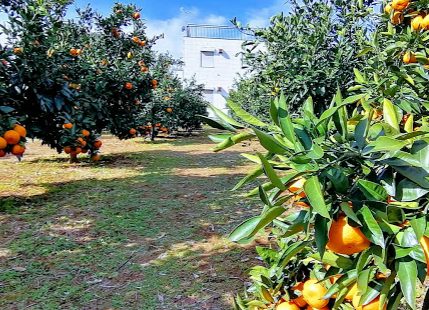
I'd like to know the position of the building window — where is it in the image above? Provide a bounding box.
[201,51,214,68]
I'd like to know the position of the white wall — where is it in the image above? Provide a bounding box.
[182,37,247,117]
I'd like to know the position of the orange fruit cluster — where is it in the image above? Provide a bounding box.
[0,124,27,158]
[385,1,429,67]
[62,126,102,162]
[275,278,385,310]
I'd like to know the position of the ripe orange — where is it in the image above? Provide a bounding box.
[420,236,429,275]
[276,301,300,310]
[292,295,307,307]
[345,283,358,301]
[129,128,137,135]
[289,178,306,198]
[64,146,72,154]
[352,295,385,310]
[292,282,305,291]
[70,48,80,56]
[11,144,25,156]
[82,129,90,137]
[422,15,429,30]
[302,279,329,309]
[75,147,82,154]
[306,306,329,310]
[13,47,23,54]
[63,123,73,129]
[392,0,410,11]
[402,51,417,64]
[391,11,404,25]
[132,36,141,44]
[141,66,149,73]
[124,82,133,90]
[151,79,158,87]
[132,12,141,19]
[139,40,146,47]
[293,201,309,208]
[4,130,21,144]
[326,216,370,255]
[13,124,27,137]
[112,28,121,38]
[411,15,424,31]
[166,107,173,113]
[0,149,5,157]
[384,3,393,14]
[94,140,102,149]
[0,137,7,149]
[138,60,146,67]
[91,154,101,162]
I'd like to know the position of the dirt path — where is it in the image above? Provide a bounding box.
[0,133,262,309]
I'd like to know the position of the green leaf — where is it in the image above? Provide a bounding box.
[277,93,297,149]
[198,115,236,131]
[253,128,289,154]
[315,215,329,258]
[357,180,388,201]
[209,104,244,128]
[232,166,264,191]
[213,132,255,152]
[310,251,353,269]
[227,100,268,127]
[249,206,286,238]
[392,165,429,189]
[304,176,330,218]
[340,202,361,225]
[354,68,366,83]
[396,179,429,201]
[325,168,349,194]
[258,153,286,191]
[208,134,232,143]
[410,217,427,241]
[367,136,408,153]
[229,216,261,243]
[279,240,310,268]
[383,98,400,132]
[397,259,417,310]
[360,206,385,247]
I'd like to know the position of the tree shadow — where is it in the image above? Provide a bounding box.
[0,163,262,309]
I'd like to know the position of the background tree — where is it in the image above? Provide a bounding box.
[230,0,378,120]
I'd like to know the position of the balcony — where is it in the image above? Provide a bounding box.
[183,24,255,41]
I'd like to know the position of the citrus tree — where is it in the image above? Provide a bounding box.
[230,0,378,120]
[0,0,157,161]
[138,53,208,140]
[206,1,429,308]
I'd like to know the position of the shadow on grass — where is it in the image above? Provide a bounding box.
[0,148,261,309]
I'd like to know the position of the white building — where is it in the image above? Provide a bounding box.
[182,25,254,117]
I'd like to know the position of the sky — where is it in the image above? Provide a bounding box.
[70,0,289,58]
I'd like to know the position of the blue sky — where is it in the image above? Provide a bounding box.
[73,1,287,25]
[71,0,289,57]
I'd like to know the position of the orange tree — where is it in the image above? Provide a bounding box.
[138,53,208,140]
[229,0,378,120]
[207,2,429,309]
[0,0,157,160]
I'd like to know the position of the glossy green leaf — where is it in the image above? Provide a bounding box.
[397,259,417,310]
[360,206,385,247]
[258,153,286,191]
[383,98,400,132]
[304,176,330,218]
[357,180,388,201]
[227,100,268,127]
[253,128,289,154]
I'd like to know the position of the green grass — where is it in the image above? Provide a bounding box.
[0,134,260,309]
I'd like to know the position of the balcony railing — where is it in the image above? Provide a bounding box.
[183,24,255,41]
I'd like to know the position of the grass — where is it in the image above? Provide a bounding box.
[0,132,262,309]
